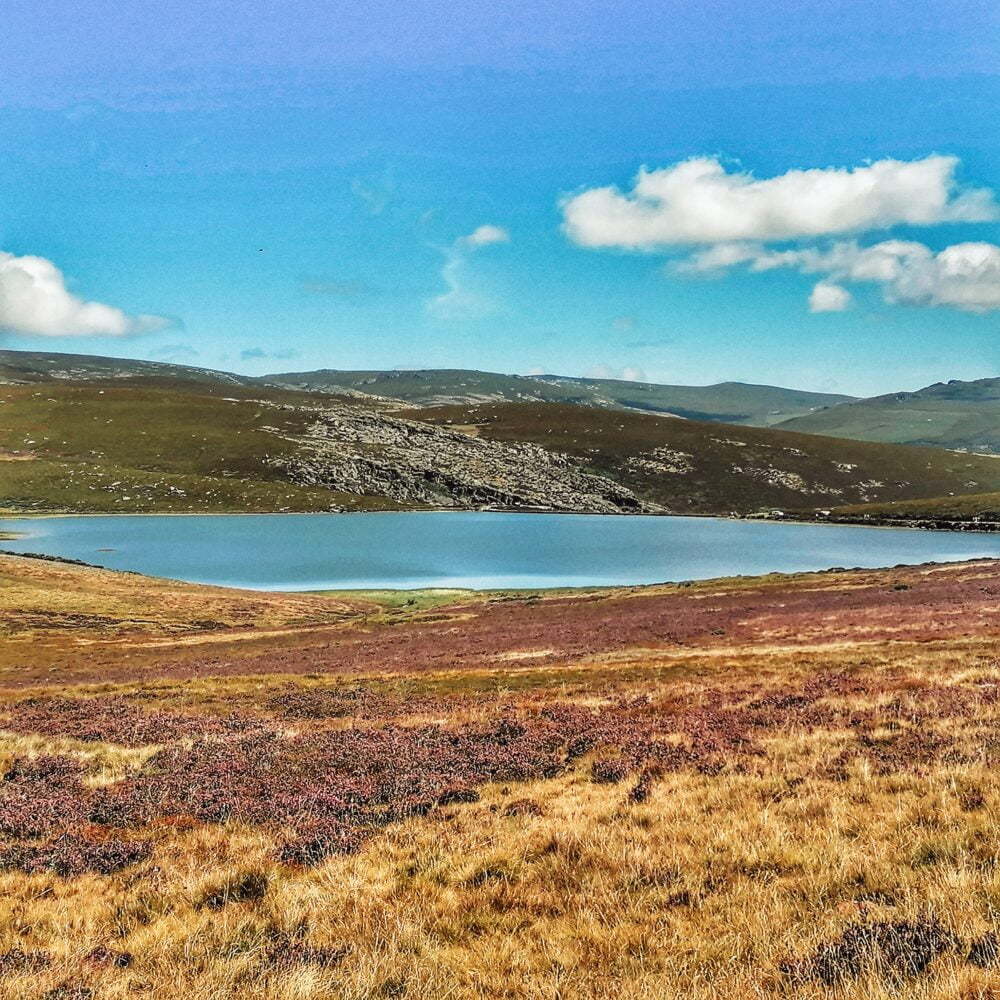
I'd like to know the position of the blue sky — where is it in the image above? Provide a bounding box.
[2,0,999,396]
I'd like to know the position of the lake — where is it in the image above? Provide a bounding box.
[2,512,998,591]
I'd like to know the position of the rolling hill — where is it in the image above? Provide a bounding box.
[0,348,248,387]
[0,350,854,426]
[4,348,1000,519]
[3,376,999,517]
[829,491,1000,527]
[263,367,854,425]
[0,380,650,515]
[779,377,1000,453]
[404,401,1000,514]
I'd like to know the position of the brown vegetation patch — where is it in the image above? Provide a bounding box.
[783,919,958,985]
[2,695,257,747]
[0,833,152,877]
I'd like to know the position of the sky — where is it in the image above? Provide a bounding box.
[2,0,1000,396]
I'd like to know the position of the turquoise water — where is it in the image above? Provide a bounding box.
[1,512,997,591]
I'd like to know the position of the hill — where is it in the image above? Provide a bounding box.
[0,348,250,387]
[5,552,1000,997]
[400,401,1000,513]
[0,380,648,515]
[264,367,854,425]
[4,357,1000,517]
[0,350,855,426]
[779,377,1000,453]
[829,490,1000,528]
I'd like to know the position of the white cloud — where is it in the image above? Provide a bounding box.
[585,364,647,382]
[562,155,997,249]
[0,251,168,337]
[426,225,510,321]
[898,242,1000,311]
[461,224,509,248]
[809,282,853,313]
[676,242,765,274]
[696,238,1000,312]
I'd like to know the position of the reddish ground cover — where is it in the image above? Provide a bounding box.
[5,559,998,689]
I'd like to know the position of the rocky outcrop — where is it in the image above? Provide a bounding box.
[267,403,654,513]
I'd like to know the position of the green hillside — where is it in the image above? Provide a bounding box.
[4,358,1000,518]
[779,377,1000,453]
[0,381,400,513]
[0,349,854,427]
[406,401,1000,514]
[831,491,1000,526]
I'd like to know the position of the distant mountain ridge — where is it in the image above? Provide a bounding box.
[262,367,854,426]
[779,376,1000,453]
[0,350,854,427]
[0,349,247,387]
[5,348,1000,454]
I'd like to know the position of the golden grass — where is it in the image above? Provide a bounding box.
[5,558,1000,996]
[0,553,360,637]
[4,743,1000,998]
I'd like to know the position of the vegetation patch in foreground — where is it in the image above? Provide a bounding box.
[4,558,1000,997]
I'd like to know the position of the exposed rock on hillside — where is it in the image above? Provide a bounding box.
[267,403,653,513]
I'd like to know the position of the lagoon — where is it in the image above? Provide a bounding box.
[2,512,999,591]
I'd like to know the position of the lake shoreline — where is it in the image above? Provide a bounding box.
[3,545,998,598]
[3,510,999,593]
[4,506,1000,536]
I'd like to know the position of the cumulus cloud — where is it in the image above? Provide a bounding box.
[0,251,168,337]
[567,153,1000,313]
[562,155,997,249]
[426,224,510,321]
[695,238,1000,312]
[676,242,765,274]
[809,282,853,313]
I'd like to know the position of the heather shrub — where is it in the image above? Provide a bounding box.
[591,759,629,784]
[0,949,51,973]
[85,946,133,968]
[0,833,151,877]
[4,696,257,747]
[0,755,89,839]
[277,819,367,866]
[783,919,958,985]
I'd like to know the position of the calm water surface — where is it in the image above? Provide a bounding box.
[2,512,998,591]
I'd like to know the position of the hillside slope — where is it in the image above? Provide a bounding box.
[4,375,999,517]
[406,401,1000,514]
[0,381,646,514]
[829,491,1000,527]
[264,367,853,425]
[0,348,249,387]
[780,377,1000,453]
[0,350,855,426]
